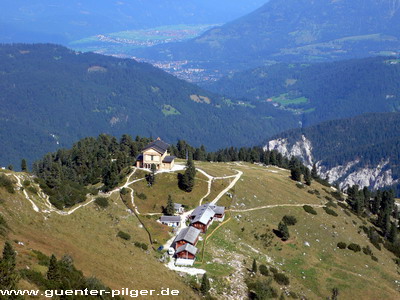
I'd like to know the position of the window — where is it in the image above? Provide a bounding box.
[151,155,154,161]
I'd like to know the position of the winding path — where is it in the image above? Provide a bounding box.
[231,203,325,212]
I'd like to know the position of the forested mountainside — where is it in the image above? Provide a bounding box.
[0,0,266,43]
[206,56,400,127]
[0,43,297,168]
[266,112,400,195]
[138,0,400,70]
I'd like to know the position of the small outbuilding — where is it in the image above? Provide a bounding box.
[160,215,181,227]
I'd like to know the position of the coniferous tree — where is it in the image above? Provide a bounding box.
[290,167,302,182]
[21,159,27,172]
[0,242,20,298]
[146,164,157,186]
[165,195,174,216]
[278,222,290,241]
[7,165,13,171]
[388,222,398,243]
[311,163,318,179]
[200,273,210,295]
[47,254,61,287]
[179,155,196,192]
[304,168,312,186]
[252,258,258,273]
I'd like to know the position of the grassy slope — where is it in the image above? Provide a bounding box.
[0,172,198,299]
[193,162,400,299]
[1,162,399,299]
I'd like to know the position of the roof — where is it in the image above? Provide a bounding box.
[190,205,215,225]
[160,216,181,223]
[174,226,201,244]
[174,203,183,210]
[136,154,143,161]
[162,156,176,163]
[176,243,198,256]
[190,203,225,224]
[143,138,169,154]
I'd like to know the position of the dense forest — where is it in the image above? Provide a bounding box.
[268,112,400,195]
[0,43,297,169]
[206,57,400,127]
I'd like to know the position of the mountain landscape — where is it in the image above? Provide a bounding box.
[206,56,400,126]
[0,0,266,44]
[2,1,400,299]
[0,43,297,168]
[266,112,400,196]
[135,0,400,77]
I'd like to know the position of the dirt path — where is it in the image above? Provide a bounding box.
[231,203,325,212]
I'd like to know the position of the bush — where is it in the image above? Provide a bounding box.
[347,243,361,252]
[117,231,131,241]
[273,273,290,285]
[134,241,148,250]
[303,205,317,215]
[23,180,31,187]
[296,183,305,189]
[137,192,147,200]
[27,186,38,194]
[269,267,278,274]
[259,264,269,276]
[246,279,278,299]
[95,197,109,209]
[0,214,9,236]
[120,187,129,195]
[371,256,378,262]
[282,215,297,226]
[326,201,338,208]
[323,206,338,217]
[331,191,344,201]
[362,246,373,256]
[337,242,347,249]
[0,174,15,194]
[32,250,50,266]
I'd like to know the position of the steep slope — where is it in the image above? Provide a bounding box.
[139,0,400,69]
[206,56,400,126]
[0,169,199,298]
[266,112,400,194]
[2,160,399,299]
[0,43,297,168]
[0,0,266,43]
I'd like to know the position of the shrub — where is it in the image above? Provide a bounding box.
[134,241,148,250]
[273,273,290,285]
[246,279,278,299]
[95,197,109,209]
[120,187,129,195]
[282,215,297,226]
[22,180,31,187]
[347,243,361,252]
[303,205,317,215]
[137,192,147,200]
[326,201,338,208]
[0,174,15,194]
[337,242,347,249]
[307,190,315,195]
[331,191,344,201]
[259,264,269,276]
[296,183,305,189]
[371,256,378,262]
[0,214,9,236]
[323,206,338,217]
[269,267,278,274]
[362,246,373,256]
[32,250,50,266]
[117,231,131,241]
[20,269,48,288]
[27,186,38,194]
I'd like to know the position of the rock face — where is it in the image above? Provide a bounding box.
[266,135,399,190]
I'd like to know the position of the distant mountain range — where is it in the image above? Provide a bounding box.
[0,43,297,168]
[206,56,400,127]
[138,0,400,71]
[266,112,400,195]
[0,0,267,44]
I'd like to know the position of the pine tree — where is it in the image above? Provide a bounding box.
[165,195,174,216]
[290,167,302,182]
[304,168,312,186]
[388,222,398,243]
[200,273,210,295]
[278,222,290,241]
[146,164,157,186]
[180,155,196,192]
[311,163,318,179]
[0,242,20,297]
[21,159,27,172]
[47,254,61,288]
[252,258,258,273]
[7,165,13,171]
